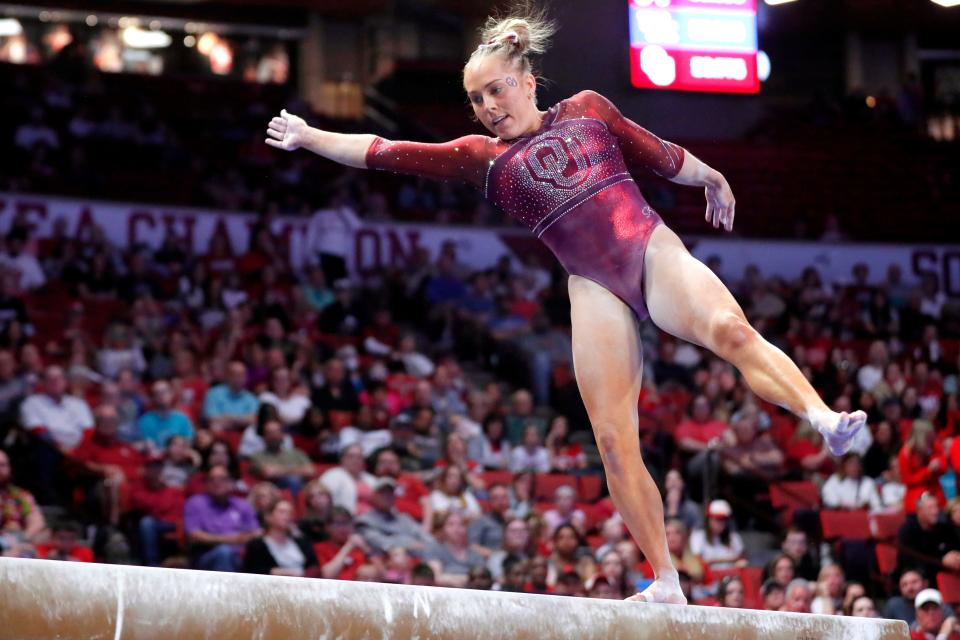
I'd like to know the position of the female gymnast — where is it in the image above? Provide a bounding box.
[265,5,865,605]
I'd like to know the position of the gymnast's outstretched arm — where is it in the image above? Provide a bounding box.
[266,109,493,187]
[266,109,375,168]
[575,90,737,232]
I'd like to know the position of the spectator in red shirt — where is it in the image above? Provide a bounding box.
[73,403,144,525]
[36,520,93,562]
[784,420,834,477]
[899,420,946,513]
[676,395,729,458]
[677,395,729,494]
[129,457,184,566]
[545,415,587,473]
[314,506,371,580]
[172,349,207,424]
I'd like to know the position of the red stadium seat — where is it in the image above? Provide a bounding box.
[534,474,578,501]
[479,470,513,489]
[875,543,898,576]
[938,572,960,606]
[819,510,872,540]
[739,566,765,610]
[872,510,906,541]
[769,481,820,526]
[578,475,603,502]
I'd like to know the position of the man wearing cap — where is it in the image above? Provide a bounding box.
[911,589,960,640]
[356,476,435,555]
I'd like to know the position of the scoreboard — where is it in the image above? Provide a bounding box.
[628,0,760,94]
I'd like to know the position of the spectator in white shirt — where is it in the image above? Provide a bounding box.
[857,340,888,393]
[20,365,94,451]
[689,499,746,571]
[0,230,46,291]
[821,453,882,512]
[319,444,375,515]
[509,423,550,473]
[477,414,511,470]
[20,365,94,505]
[258,367,310,427]
[97,324,147,379]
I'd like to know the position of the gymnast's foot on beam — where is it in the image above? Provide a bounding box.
[807,409,867,456]
[626,571,687,605]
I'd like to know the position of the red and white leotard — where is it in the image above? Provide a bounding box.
[365,90,685,320]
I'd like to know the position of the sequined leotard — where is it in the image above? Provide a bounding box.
[365,90,685,320]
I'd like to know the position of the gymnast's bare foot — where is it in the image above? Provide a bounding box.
[626,573,687,605]
[808,409,867,456]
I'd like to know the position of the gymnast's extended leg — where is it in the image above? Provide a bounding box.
[643,224,864,454]
[568,274,685,605]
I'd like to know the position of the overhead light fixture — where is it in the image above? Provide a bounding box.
[0,18,23,36]
[197,32,219,55]
[764,0,799,5]
[85,15,98,27]
[930,0,960,7]
[209,41,233,74]
[122,26,172,49]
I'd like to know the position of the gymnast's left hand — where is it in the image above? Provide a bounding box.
[705,174,736,232]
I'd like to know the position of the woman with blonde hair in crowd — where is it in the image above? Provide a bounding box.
[810,562,846,615]
[298,477,334,542]
[898,419,946,513]
[265,1,865,603]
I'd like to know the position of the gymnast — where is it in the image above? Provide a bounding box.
[264,3,865,605]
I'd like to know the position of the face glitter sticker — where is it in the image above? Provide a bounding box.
[505,77,518,87]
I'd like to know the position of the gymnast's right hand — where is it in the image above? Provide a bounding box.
[266,109,308,151]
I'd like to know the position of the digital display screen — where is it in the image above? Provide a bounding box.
[628,0,759,94]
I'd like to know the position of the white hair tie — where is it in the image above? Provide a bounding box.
[477,30,520,51]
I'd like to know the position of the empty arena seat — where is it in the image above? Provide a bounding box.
[769,481,820,526]
[875,543,898,576]
[534,474,578,500]
[872,510,907,541]
[938,572,960,606]
[819,510,872,540]
[479,470,513,488]
[578,474,603,502]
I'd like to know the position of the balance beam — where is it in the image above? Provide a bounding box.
[0,557,908,639]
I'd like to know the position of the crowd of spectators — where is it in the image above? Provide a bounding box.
[0,187,956,636]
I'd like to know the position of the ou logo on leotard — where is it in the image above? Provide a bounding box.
[523,135,592,190]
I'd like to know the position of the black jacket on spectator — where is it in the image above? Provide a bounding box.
[896,513,958,580]
[242,535,318,575]
[312,381,360,413]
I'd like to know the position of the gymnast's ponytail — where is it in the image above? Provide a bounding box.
[467,2,557,105]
